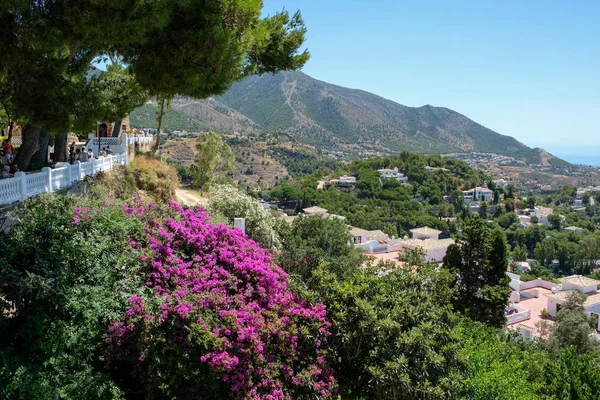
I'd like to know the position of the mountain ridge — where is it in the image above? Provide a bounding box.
[131,70,565,166]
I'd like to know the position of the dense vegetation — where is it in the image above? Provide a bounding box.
[3,154,600,398]
[263,152,486,236]
[130,104,209,133]
[266,147,344,177]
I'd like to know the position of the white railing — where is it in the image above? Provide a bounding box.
[507,307,531,325]
[91,136,123,146]
[0,153,128,205]
[126,135,154,145]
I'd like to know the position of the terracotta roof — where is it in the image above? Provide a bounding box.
[560,275,600,287]
[410,227,442,236]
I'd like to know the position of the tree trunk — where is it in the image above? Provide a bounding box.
[152,98,166,155]
[14,124,41,171]
[31,129,50,165]
[112,119,122,137]
[53,132,68,162]
[7,121,13,140]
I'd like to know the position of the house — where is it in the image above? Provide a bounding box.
[518,215,532,228]
[533,206,565,227]
[302,206,346,221]
[377,167,408,183]
[495,178,508,189]
[385,227,453,263]
[349,227,389,245]
[389,237,454,263]
[410,227,441,240]
[463,187,493,202]
[303,206,328,217]
[338,175,356,185]
[545,276,600,318]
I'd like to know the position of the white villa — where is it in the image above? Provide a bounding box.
[463,187,493,202]
[328,175,356,186]
[350,225,454,264]
[533,206,565,227]
[377,167,408,183]
[545,275,600,317]
[302,206,346,221]
[506,273,600,341]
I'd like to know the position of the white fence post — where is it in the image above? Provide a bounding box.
[14,171,27,200]
[234,218,246,233]
[42,167,52,193]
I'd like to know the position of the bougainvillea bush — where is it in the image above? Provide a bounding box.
[0,193,335,399]
[105,200,336,399]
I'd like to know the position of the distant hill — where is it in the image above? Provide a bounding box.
[131,71,565,165]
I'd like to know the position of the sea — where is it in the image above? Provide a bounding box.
[543,147,600,167]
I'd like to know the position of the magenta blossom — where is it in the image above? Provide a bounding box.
[104,201,336,399]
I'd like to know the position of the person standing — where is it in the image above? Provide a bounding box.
[69,142,76,163]
[87,148,94,160]
[3,139,13,163]
[80,147,88,162]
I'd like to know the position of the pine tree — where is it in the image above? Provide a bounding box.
[443,218,510,327]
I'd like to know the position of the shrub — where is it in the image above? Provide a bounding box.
[1,193,336,399]
[129,153,179,201]
[209,184,281,249]
[106,200,336,399]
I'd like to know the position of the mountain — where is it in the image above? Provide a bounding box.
[131,71,563,163]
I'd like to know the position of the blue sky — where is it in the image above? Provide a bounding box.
[262,0,600,157]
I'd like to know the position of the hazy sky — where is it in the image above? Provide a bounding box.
[262,0,599,154]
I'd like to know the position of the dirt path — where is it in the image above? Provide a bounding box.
[175,188,210,207]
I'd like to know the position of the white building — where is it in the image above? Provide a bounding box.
[302,206,346,221]
[349,227,389,247]
[495,178,508,189]
[339,175,356,185]
[303,206,328,217]
[463,187,493,202]
[377,167,408,183]
[545,276,600,317]
[410,227,441,240]
[533,206,565,227]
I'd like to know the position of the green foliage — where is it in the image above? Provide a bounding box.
[299,265,465,399]
[209,184,280,249]
[128,154,180,202]
[546,292,600,354]
[130,103,208,132]
[444,218,511,327]
[192,132,235,191]
[512,244,528,262]
[0,193,148,399]
[266,146,343,177]
[276,216,364,282]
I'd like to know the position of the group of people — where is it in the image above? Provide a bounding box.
[68,142,113,164]
[1,139,18,179]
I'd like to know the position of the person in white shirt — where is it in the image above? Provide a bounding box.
[88,149,94,159]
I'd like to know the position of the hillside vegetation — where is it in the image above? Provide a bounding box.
[129,71,566,165]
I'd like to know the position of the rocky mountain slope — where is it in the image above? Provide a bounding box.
[131,71,564,164]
